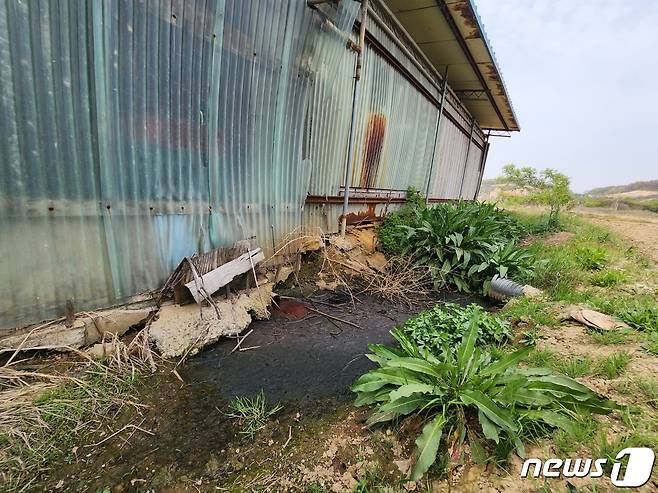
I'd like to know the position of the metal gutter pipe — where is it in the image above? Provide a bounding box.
[458,120,475,197]
[341,0,369,237]
[424,71,448,202]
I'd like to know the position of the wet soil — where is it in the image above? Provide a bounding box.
[42,289,487,492]
[181,290,479,403]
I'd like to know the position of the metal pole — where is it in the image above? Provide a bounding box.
[474,132,490,199]
[424,70,449,203]
[340,0,368,236]
[458,120,475,198]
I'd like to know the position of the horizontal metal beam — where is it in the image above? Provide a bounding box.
[306,194,459,205]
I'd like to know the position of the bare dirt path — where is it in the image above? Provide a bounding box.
[575,208,658,262]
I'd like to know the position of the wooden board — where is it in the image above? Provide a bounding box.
[184,248,264,304]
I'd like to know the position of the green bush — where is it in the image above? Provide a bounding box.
[377,187,425,255]
[401,303,511,354]
[352,316,621,480]
[379,201,534,293]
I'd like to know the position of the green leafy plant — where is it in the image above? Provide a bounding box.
[224,391,283,439]
[400,303,511,354]
[377,187,426,255]
[352,316,621,480]
[617,301,658,332]
[575,246,608,271]
[520,329,541,347]
[590,270,626,287]
[383,201,534,294]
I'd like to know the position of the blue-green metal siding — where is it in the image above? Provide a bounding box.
[0,0,488,330]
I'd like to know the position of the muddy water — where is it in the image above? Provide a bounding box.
[182,290,484,402]
[43,290,485,492]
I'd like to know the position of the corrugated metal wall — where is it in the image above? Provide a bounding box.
[0,0,357,328]
[0,0,489,329]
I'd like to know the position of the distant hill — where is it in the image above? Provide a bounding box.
[585,180,658,197]
[477,177,505,198]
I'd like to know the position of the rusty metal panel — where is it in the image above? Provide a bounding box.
[348,44,439,193]
[0,0,357,329]
[0,0,490,330]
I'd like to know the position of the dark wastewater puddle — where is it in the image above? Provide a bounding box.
[44,290,487,492]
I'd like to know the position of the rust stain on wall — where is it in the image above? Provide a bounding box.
[343,203,382,226]
[359,113,387,188]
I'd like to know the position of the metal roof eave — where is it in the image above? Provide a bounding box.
[444,0,520,131]
[383,0,520,132]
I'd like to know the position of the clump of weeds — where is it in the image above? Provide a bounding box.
[590,270,626,287]
[0,361,146,491]
[575,246,608,270]
[500,298,557,330]
[589,329,633,345]
[224,390,282,439]
[594,352,631,379]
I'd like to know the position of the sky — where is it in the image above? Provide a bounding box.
[474,0,658,192]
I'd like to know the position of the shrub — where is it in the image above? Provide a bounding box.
[502,165,573,229]
[377,187,425,255]
[400,303,511,354]
[382,201,534,293]
[352,317,621,480]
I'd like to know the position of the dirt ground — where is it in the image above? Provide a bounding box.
[37,289,487,493]
[575,208,658,261]
[10,220,658,493]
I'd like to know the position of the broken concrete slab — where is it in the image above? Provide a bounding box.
[149,284,274,358]
[329,235,354,252]
[522,285,544,298]
[0,309,153,352]
[347,228,378,252]
[560,305,629,331]
[365,252,388,273]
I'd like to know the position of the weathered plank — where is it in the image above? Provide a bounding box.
[184,248,265,304]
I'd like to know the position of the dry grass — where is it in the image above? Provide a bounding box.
[0,329,156,492]
[320,247,431,307]
[358,256,431,306]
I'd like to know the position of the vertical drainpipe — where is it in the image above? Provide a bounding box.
[424,70,449,204]
[474,131,490,199]
[458,120,475,198]
[340,0,369,237]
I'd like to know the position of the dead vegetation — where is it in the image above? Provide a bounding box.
[356,256,431,306]
[0,329,157,492]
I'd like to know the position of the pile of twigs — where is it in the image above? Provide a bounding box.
[357,256,432,306]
